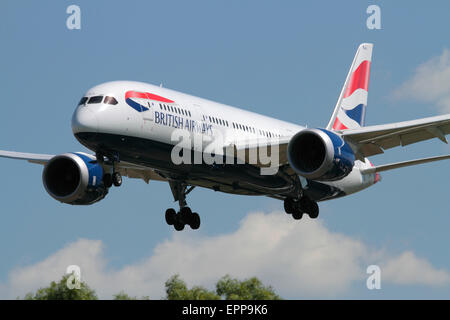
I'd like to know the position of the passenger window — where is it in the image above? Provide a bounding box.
[78,97,88,106]
[104,96,118,105]
[88,96,103,104]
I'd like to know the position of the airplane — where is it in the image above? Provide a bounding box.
[1,43,450,231]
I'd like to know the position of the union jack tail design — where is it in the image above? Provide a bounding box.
[327,43,373,131]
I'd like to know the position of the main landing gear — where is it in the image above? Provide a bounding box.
[284,196,319,220]
[165,181,200,231]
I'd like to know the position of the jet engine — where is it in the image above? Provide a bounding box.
[287,128,355,181]
[42,153,108,205]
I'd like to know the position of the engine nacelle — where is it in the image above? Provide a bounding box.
[42,153,108,205]
[287,128,355,181]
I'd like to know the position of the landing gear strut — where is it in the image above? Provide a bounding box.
[165,181,200,231]
[284,196,319,220]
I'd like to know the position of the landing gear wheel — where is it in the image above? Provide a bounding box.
[174,221,185,231]
[292,210,303,220]
[284,198,295,214]
[103,173,113,188]
[189,212,201,230]
[165,208,176,225]
[180,206,192,221]
[174,214,185,231]
[112,172,122,187]
[308,202,319,219]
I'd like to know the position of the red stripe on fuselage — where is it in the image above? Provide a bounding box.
[125,90,174,103]
[343,60,371,98]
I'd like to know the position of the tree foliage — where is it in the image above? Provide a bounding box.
[22,273,280,300]
[165,274,281,300]
[113,291,150,300]
[24,274,97,300]
[216,275,280,300]
[165,275,220,300]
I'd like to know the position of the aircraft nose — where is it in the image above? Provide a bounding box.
[71,107,99,134]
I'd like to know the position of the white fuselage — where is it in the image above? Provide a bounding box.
[72,81,377,201]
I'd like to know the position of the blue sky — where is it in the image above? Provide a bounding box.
[1,0,450,299]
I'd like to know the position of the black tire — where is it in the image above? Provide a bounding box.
[309,202,319,219]
[113,172,122,187]
[180,207,192,221]
[284,198,295,214]
[165,208,176,225]
[174,221,185,231]
[174,214,185,231]
[292,210,303,220]
[189,212,201,230]
[299,196,310,212]
[103,173,113,188]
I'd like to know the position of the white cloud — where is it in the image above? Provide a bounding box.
[2,211,450,299]
[393,49,450,113]
[382,251,450,286]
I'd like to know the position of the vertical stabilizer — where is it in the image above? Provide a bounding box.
[327,43,373,131]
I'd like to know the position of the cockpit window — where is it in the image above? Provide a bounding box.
[104,96,118,105]
[78,97,88,106]
[88,96,104,104]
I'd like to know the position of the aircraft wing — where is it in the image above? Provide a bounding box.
[0,149,167,183]
[340,114,450,159]
[360,154,450,174]
[0,150,54,165]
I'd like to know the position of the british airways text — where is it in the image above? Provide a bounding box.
[154,111,213,135]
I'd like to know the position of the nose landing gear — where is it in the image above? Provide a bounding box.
[97,152,122,188]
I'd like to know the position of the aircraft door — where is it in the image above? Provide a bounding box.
[142,100,155,134]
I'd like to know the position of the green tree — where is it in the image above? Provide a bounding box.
[165,274,281,300]
[113,291,150,300]
[113,291,137,300]
[165,275,220,300]
[216,275,281,300]
[24,274,97,300]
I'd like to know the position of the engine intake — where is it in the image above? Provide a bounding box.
[287,128,355,181]
[43,153,108,205]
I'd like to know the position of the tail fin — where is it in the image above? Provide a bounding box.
[326,43,373,131]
